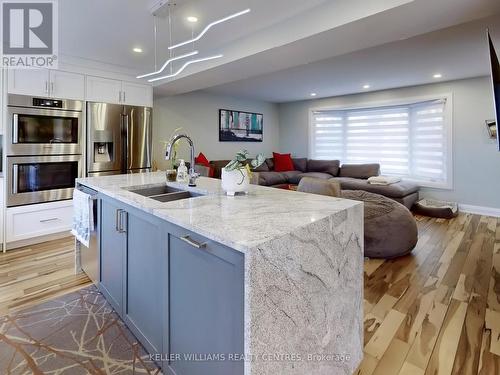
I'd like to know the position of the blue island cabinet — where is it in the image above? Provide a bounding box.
[99,196,166,357]
[163,225,245,375]
[98,195,245,375]
[99,199,126,315]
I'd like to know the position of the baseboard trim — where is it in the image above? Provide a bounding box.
[6,231,72,251]
[459,204,500,218]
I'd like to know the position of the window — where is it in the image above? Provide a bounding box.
[310,98,451,188]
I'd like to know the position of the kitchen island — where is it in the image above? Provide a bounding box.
[76,172,364,375]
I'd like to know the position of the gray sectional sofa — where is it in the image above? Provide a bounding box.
[210,158,420,209]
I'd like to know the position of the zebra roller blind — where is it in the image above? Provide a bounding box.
[310,99,449,187]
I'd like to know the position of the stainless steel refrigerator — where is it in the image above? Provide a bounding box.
[86,102,152,176]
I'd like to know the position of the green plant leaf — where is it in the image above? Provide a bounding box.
[224,159,240,171]
[235,150,248,162]
[250,154,265,168]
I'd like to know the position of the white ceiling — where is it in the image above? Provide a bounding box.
[205,14,500,102]
[58,0,500,101]
[59,0,331,71]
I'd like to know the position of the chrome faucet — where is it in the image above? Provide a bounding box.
[165,133,199,187]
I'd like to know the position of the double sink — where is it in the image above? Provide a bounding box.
[128,184,203,202]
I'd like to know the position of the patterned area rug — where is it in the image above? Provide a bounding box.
[0,286,161,374]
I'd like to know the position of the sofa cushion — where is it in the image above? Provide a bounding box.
[307,160,340,176]
[257,171,288,186]
[265,158,274,171]
[339,164,380,179]
[297,177,341,197]
[252,161,269,172]
[288,172,332,185]
[288,173,303,185]
[332,177,419,198]
[280,171,302,181]
[292,158,307,172]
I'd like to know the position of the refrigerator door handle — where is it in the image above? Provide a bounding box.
[126,113,131,170]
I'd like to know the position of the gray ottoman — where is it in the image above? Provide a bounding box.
[342,190,418,259]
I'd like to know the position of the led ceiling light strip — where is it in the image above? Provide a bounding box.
[137,51,199,79]
[148,54,223,82]
[168,8,251,50]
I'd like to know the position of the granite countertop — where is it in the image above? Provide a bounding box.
[76,172,361,253]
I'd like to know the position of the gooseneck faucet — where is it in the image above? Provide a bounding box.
[165,133,199,187]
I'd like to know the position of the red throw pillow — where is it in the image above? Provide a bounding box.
[194,152,214,177]
[273,152,295,172]
[195,152,210,167]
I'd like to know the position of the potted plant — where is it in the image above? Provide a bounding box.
[222,150,265,195]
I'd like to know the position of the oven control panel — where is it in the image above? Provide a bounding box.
[32,98,63,108]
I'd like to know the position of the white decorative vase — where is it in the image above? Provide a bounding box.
[221,168,249,196]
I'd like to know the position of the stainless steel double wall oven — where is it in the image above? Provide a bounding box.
[6,95,84,207]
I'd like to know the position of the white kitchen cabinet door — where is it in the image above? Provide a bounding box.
[122,81,153,107]
[8,69,50,97]
[49,70,85,100]
[86,75,122,104]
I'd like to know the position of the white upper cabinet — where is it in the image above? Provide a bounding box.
[8,69,50,97]
[8,69,85,100]
[49,70,85,100]
[86,76,123,104]
[122,81,153,107]
[86,76,152,107]
[8,69,152,107]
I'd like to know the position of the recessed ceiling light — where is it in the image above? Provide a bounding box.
[363,84,371,89]
[187,16,198,23]
[310,92,317,97]
[133,47,143,53]
[433,73,442,79]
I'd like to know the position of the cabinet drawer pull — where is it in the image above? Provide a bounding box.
[40,217,59,223]
[180,235,207,249]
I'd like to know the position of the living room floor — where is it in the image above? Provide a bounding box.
[0,237,91,316]
[0,213,498,374]
[360,213,500,375]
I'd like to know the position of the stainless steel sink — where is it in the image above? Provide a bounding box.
[128,184,202,202]
[130,185,186,197]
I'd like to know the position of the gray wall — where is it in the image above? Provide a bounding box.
[278,77,500,209]
[153,90,280,170]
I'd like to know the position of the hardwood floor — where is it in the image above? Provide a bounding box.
[0,213,498,375]
[359,213,500,375]
[0,236,91,316]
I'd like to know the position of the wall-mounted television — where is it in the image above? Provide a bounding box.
[487,30,500,150]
